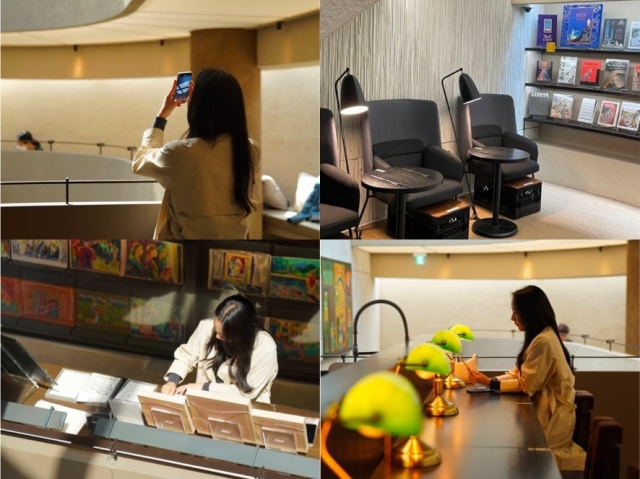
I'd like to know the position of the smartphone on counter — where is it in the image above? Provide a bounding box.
[466,386,491,393]
[173,71,192,102]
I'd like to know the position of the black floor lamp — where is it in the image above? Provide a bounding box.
[334,68,368,175]
[441,69,481,220]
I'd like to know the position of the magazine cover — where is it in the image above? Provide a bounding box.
[528,92,550,117]
[629,21,640,49]
[601,18,627,48]
[550,93,574,120]
[557,56,578,84]
[577,98,597,124]
[537,14,558,47]
[536,60,553,82]
[560,3,603,48]
[603,59,630,90]
[616,102,640,132]
[597,101,621,127]
[579,60,601,86]
[632,65,640,91]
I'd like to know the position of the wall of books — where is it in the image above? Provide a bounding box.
[0,239,320,382]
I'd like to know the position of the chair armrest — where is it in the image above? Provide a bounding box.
[373,155,391,170]
[502,131,538,161]
[472,139,486,148]
[320,163,360,213]
[422,145,464,180]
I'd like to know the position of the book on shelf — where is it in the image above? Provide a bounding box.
[616,102,640,132]
[251,408,310,454]
[137,390,196,434]
[629,21,640,50]
[560,3,603,49]
[632,65,640,92]
[45,368,122,407]
[597,100,621,127]
[601,19,627,48]
[537,14,558,47]
[550,93,574,120]
[603,59,630,90]
[557,56,578,84]
[577,98,598,124]
[528,92,550,117]
[579,60,602,86]
[535,60,553,82]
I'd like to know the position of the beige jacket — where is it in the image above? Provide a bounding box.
[164,319,278,403]
[496,327,586,470]
[133,128,257,240]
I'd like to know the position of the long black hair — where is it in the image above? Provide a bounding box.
[186,68,255,216]
[205,295,263,393]
[513,285,572,371]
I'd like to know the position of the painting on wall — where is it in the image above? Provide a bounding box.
[21,281,75,326]
[130,297,186,343]
[264,317,319,363]
[208,249,271,297]
[321,258,353,355]
[69,240,126,276]
[11,240,68,268]
[75,290,130,334]
[124,240,183,284]
[1,240,11,259]
[1,277,23,317]
[268,257,320,303]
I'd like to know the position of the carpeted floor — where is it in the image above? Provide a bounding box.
[359,182,640,240]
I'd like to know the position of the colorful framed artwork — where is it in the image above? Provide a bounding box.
[130,297,186,342]
[208,249,271,297]
[124,240,183,284]
[10,240,68,268]
[1,277,23,317]
[75,290,130,334]
[21,281,75,326]
[69,240,126,276]
[1,240,11,259]
[560,4,603,49]
[321,258,353,356]
[268,257,320,303]
[265,317,319,363]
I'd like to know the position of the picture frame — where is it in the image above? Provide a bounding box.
[1,240,11,259]
[268,257,320,303]
[597,100,621,127]
[124,240,183,285]
[69,240,126,276]
[560,4,603,49]
[208,249,271,297]
[320,258,353,356]
[75,289,130,334]
[11,240,68,269]
[21,281,75,326]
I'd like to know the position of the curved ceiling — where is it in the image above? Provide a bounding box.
[1,0,319,46]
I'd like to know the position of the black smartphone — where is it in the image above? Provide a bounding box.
[173,71,192,102]
[466,386,491,393]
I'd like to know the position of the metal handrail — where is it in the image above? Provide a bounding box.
[2,139,138,158]
[1,178,156,205]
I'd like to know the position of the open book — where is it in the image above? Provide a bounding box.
[45,369,122,407]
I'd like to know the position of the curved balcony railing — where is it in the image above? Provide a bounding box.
[2,140,138,159]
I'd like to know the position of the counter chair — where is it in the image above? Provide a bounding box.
[361,99,464,237]
[320,108,361,238]
[573,390,595,451]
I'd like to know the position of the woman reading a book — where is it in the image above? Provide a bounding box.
[161,295,278,403]
[467,285,586,471]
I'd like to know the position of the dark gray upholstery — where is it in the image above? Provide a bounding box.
[320,108,360,238]
[458,94,540,182]
[360,99,464,211]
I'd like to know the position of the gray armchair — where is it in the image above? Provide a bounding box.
[320,108,360,238]
[361,99,464,235]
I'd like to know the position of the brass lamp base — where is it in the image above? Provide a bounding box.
[391,435,442,468]
[424,393,459,417]
[442,372,466,389]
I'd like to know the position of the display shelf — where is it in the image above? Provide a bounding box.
[523,116,640,141]
[525,82,640,99]
[526,46,639,55]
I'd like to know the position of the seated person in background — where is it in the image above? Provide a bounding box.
[161,295,278,403]
[558,323,571,342]
[16,130,42,151]
[468,285,586,471]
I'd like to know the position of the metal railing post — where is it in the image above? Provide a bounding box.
[65,177,70,204]
[47,140,54,152]
[127,146,137,160]
[581,334,589,345]
[606,339,614,351]
[97,143,105,155]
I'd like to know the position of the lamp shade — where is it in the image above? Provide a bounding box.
[340,74,368,115]
[449,324,475,341]
[431,330,462,354]
[339,371,422,437]
[459,73,481,104]
[405,343,452,376]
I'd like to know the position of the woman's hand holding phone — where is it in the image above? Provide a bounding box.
[157,76,194,120]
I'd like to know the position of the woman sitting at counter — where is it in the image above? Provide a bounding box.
[468,285,586,471]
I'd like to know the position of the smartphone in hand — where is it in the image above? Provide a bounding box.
[173,71,192,102]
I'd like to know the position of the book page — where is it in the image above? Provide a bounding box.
[46,369,91,402]
[76,373,122,405]
[35,400,87,434]
[577,98,597,124]
[114,379,157,403]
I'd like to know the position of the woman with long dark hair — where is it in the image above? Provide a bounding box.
[161,295,277,403]
[133,69,258,239]
[468,285,586,471]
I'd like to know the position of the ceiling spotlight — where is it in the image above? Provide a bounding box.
[413,253,426,266]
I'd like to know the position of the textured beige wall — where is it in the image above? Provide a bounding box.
[258,14,320,67]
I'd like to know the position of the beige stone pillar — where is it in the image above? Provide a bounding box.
[190,29,262,238]
[627,240,639,355]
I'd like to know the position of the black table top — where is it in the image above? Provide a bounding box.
[467,146,529,163]
[361,167,443,194]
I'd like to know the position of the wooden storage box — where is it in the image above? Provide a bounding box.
[402,200,470,239]
[474,177,542,220]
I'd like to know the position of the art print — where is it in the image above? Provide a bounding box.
[208,249,271,297]
[616,102,640,132]
[130,297,185,342]
[268,257,320,303]
[76,290,130,334]
[11,240,68,268]
[1,240,11,259]
[597,101,620,127]
[560,4,603,49]
[70,240,126,276]
[21,281,75,326]
[1,276,23,317]
[629,21,640,49]
[125,240,183,284]
[265,317,319,362]
[321,258,353,355]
